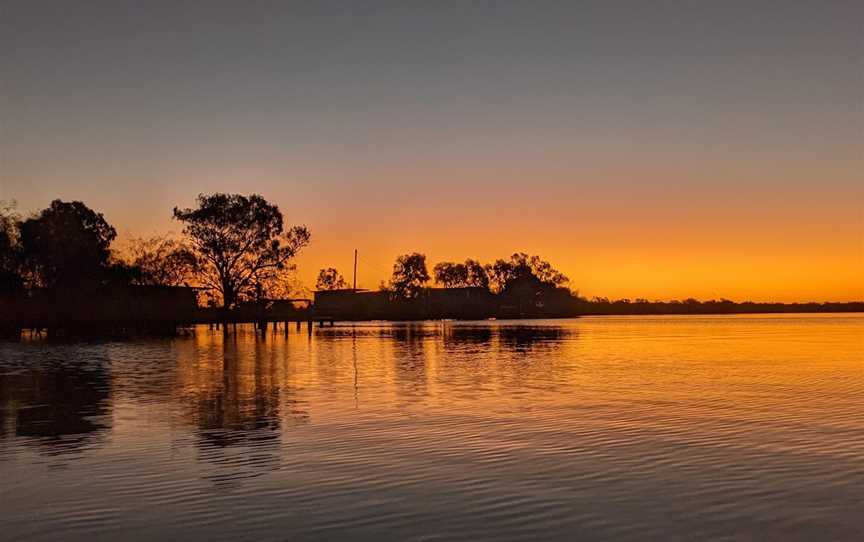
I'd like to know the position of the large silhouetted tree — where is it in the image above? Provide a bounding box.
[315,268,348,291]
[18,200,122,289]
[173,193,310,309]
[389,252,429,299]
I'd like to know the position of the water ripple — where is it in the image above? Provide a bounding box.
[1,315,862,541]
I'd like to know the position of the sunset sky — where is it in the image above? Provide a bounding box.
[2,1,861,302]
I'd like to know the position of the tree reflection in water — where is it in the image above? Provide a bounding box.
[176,330,309,487]
[0,350,112,457]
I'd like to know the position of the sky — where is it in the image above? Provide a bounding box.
[1,0,861,301]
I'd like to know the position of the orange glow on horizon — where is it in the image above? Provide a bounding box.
[90,162,862,304]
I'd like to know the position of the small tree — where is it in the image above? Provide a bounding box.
[315,267,348,291]
[389,252,429,299]
[173,193,310,309]
[127,235,198,286]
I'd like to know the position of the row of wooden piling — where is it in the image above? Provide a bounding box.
[207,318,336,335]
[4,318,337,342]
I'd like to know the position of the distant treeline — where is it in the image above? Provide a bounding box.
[318,252,863,317]
[1,195,861,329]
[315,252,579,319]
[577,298,864,315]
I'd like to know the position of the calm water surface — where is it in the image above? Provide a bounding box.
[1,315,862,541]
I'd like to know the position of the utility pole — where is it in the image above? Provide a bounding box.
[353,249,358,291]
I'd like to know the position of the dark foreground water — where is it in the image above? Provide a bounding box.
[1,315,862,541]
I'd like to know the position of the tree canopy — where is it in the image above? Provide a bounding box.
[0,201,23,293]
[126,235,198,287]
[173,193,310,309]
[316,267,348,291]
[485,253,568,293]
[388,252,429,299]
[433,261,466,288]
[433,259,489,289]
[18,200,121,289]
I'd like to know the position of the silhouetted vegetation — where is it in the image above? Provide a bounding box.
[173,193,310,309]
[0,195,310,339]
[576,297,864,315]
[486,253,569,293]
[434,259,489,289]
[315,267,348,291]
[18,200,132,290]
[127,235,198,287]
[315,251,863,321]
[320,252,575,320]
[386,252,430,300]
[1,195,862,341]
[0,201,23,295]
[489,253,573,316]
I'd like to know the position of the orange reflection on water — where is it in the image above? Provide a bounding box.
[1,315,862,540]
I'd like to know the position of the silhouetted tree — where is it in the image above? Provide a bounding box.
[485,253,568,294]
[510,253,569,287]
[315,267,348,291]
[126,235,199,287]
[433,262,467,288]
[18,200,123,289]
[434,259,489,289]
[463,259,489,290]
[389,252,429,299]
[485,259,515,294]
[0,201,23,293]
[173,193,310,309]
[255,268,304,300]
[484,253,574,315]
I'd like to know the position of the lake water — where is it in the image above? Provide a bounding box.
[1,315,862,541]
